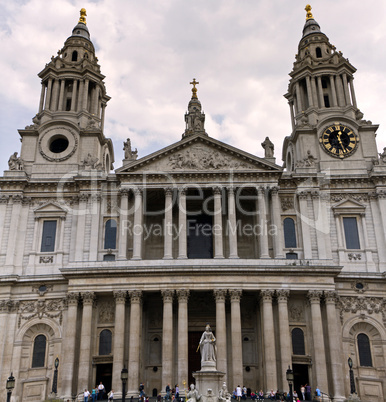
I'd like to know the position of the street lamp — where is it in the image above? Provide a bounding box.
[121,366,128,402]
[52,357,59,395]
[6,373,15,402]
[348,356,356,395]
[286,366,294,402]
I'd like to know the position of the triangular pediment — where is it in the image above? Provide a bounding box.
[332,198,366,213]
[34,202,68,217]
[116,133,281,174]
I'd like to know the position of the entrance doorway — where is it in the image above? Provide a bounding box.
[292,364,309,397]
[96,363,112,396]
[187,214,213,258]
[188,332,202,385]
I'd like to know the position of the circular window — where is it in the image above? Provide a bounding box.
[356,282,364,290]
[49,136,69,153]
[39,285,47,293]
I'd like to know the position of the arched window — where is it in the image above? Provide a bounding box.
[104,219,117,249]
[316,47,322,58]
[357,333,372,367]
[32,334,47,368]
[292,328,305,355]
[283,218,297,248]
[99,329,112,355]
[72,50,78,61]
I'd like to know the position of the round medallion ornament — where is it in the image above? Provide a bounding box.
[319,123,358,159]
[38,126,78,162]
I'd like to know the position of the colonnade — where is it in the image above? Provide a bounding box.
[118,186,285,260]
[60,288,344,400]
[38,77,106,127]
[289,72,357,126]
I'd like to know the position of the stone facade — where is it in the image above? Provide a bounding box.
[0,7,385,402]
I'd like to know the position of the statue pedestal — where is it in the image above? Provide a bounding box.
[193,370,225,402]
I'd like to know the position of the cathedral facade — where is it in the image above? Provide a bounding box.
[0,6,385,402]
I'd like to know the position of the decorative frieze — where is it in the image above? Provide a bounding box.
[18,299,64,327]
[348,253,362,261]
[289,303,304,322]
[39,256,54,264]
[0,300,20,313]
[280,197,294,211]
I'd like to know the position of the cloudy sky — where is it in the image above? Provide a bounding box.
[0,0,385,173]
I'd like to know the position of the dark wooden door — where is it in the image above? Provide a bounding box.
[187,214,213,258]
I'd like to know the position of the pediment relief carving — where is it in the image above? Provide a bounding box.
[118,138,280,174]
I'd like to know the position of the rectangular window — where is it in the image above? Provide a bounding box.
[41,220,57,252]
[343,217,360,249]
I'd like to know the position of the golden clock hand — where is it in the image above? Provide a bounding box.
[337,131,346,152]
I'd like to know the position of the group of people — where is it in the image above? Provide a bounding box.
[83,382,114,401]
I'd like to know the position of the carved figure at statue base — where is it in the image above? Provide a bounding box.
[218,383,231,402]
[187,384,201,402]
[8,152,24,170]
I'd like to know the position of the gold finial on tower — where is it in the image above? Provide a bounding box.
[190,78,199,99]
[305,4,313,20]
[79,8,87,24]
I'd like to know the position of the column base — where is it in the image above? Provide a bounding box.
[214,255,225,259]
[177,256,188,259]
[163,256,174,260]
[131,257,142,261]
[228,255,239,259]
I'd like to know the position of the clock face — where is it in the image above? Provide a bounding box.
[319,123,358,158]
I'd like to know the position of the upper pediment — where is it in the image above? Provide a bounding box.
[332,198,366,214]
[116,133,281,174]
[34,202,68,217]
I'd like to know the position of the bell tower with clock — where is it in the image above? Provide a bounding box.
[282,5,379,174]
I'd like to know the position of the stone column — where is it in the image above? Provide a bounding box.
[307,291,328,393]
[227,187,238,258]
[257,187,269,258]
[75,194,88,261]
[78,292,96,391]
[88,195,101,261]
[177,290,189,385]
[295,81,302,113]
[83,78,90,112]
[112,291,127,395]
[329,76,338,107]
[271,187,284,258]
[101,103,106,130]
[178,188,187,259]
[61,293,79,399]
[277,290,291,391]
[214,289,227,374]
[162,290,174,393]
[213,186,224,258]
[317,76,324,108]
[311,192,328,260]
[5,195,22,267]
[132,188,143,260]
[163,188,173,259]
[230,290,243,388]
[39,82,46,113]
[370,193,386,269]
[45,78,53,110]
[298,191,313,259]
[0,197,8,256]
[311,77,318,108]
[77,79,84,110]
[260,290,277,391]
[128,291,142,395]
[336,75,345,107]
[118,189,129,260]
[349,78,357,108]
[305,75,314,108]
[71,79,78,112]
[289,102,295,131]
[342,73,351,106]
[324,291,345,400]
[51,78,60,111]
[58,79,66,110]
[334,213,345,262]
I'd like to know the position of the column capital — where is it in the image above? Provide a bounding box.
[260,289,275,302]
[119,188,130,197]
[179,187,186,196]
[270,186,280,195]
[226,186,235,194]
[213,186,222,195]
[164,187,173,196]
[114,290,127,304]
[176,289,189,302]
[81,291,96,306]
[276,289,290,302]
[214,289,227,302]
[133,188,143,197]
[307,290,323,303]
[161,289,174,302]
[324,290,338,304]
[66,292,79,306]
[257,186,266,195]
[128,290,142,304]
[229,289,242,302]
